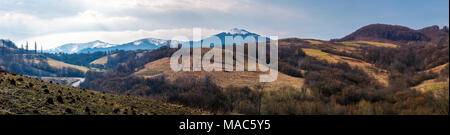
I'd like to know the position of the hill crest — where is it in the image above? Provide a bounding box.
[337,24,449,44]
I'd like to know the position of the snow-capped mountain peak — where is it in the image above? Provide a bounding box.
[133,41,143,46]
[130,38,168,46]
[143,38,168,46]
[46,40,118,54]
[45,29,264,54]
[226,28,250,35]
[91,40,116,48]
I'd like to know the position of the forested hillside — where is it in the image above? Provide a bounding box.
[78,24,449,115]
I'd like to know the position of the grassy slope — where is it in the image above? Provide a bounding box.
[0,71,204,115]
[340,41,398,48]
[16,54,91,74]
[423,63,449,74]
[90,54,118,65]
[305,40,324,45]
[302,48,335,63]
[301,40,448,89]
[355,41,398,48]
[412,79,449,92]
[301,48,389,87]
[413,63,449,92]
[133,57,305,90]
[46,58,90,73]
[340,41,362,47]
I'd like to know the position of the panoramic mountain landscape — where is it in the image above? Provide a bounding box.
[0,0,449,119]
[1,24,448,115]
[1,1,448,135]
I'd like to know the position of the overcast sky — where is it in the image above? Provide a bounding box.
[1,0,449,49]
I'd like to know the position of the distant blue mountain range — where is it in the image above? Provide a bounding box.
[77,38,169,54]
[191,28,269,48]
[46,28,268,54]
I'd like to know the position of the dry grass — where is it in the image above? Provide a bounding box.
[302,48,336,63]
[356,41,398,48]
[38,77,80,86]
[305,40,324,45]
[90,54,118,65]
[334,56,389,87]
[47,58,90,73]
[423,63,449,74]
[412,79,449,92]
[0,72,204,115]
[133,57,305,90]
[340,42,362,47]
[340,41,398,48]
[18,54,90,74]
[302,48,389,87]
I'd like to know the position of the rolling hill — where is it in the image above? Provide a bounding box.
[337,24,449,45]
[0,46,91,77]
[133,57,305,90]
[0,69,203,115]
[90,53,118,65]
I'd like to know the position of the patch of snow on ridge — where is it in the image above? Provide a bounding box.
[70,46,78,54]
[91,41,116,48]
[145,38,168,46]
[134,41,142,46]
[227,28,249,35]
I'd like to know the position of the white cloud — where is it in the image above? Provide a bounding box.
[78,0,243,13]
[0,10,139,36]
[18,28,223,50]
[1,0,304,48]
[0,12,41,33]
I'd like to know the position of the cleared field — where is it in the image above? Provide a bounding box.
[90,54,118,65]
[47,58,90,73]
[302,48,389,87]
[356,41,398,48]
[340,41,362,47]
[335,56,389,87]
[38,77,81,86]
[302,48,336,63]
[340,41,398,48]
[305,40,324,45]
[133,57,305,90]
[412,79,449,92]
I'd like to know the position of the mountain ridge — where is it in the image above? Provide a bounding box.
[0,39,18,49]
[336,24,449,44]
[46,40,118,54]
[77,38,170,54]
[47,28,265,54]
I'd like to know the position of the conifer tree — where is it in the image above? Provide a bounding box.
[25,41,28,51]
